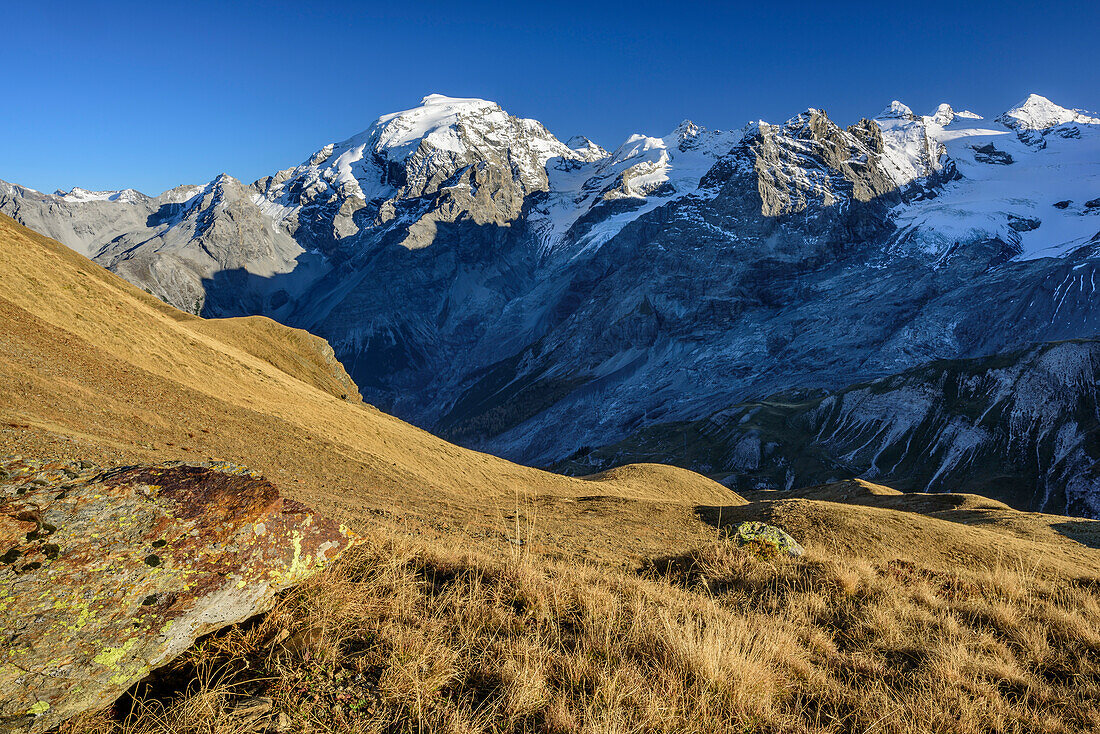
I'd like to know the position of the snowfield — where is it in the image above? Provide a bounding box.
[891,95,1100,260]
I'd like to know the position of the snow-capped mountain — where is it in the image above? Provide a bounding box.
[4,92,1100,515]
[252,95,595,253]
[997,93,1100,133]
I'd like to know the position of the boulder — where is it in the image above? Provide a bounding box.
[0,458,358,734]
[733,521,805,557]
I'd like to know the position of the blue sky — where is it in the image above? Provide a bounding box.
[4,0,1098,195]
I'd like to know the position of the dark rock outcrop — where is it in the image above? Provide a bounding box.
[972,143,1014,165]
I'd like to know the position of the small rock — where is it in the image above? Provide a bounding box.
[1053,200,1072,209]
[1007,215,1041,232]
[232,695,274,720]
[1086,197,1100,209]
[733,521,805,557]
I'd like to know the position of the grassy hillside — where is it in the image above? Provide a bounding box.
[4,213,1100,732]
[0,213,737,565]
[67,497,1100,734]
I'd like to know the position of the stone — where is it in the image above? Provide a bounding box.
[1086,197,1100,209]
[732,521,805,557]
[0,458,358,734]
[232,695,274,730]
[232,696,273,719]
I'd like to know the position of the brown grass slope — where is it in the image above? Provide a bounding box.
[187,315,363,403]
[0,213,740,563]
[5,214,1100,732]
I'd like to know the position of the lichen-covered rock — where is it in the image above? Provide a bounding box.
[0,458,358,734]
[733,521,805,558]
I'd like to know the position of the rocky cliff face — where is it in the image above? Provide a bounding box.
[0,176,320,317]
[4,93,1100,514]
[556,339,1100,518]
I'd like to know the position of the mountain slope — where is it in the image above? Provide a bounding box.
[558,339,1100,516]
[7,221,1100,734]
[0,214,739,568]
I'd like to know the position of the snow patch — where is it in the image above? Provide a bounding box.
[57,187,144,204]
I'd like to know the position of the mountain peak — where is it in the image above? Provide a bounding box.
[672,119,701,139]
[566,135,609,161]
[54,186,144,204]
[364,95,504,161]
[418,93,494,107]
[928,103,955,126]
[999,93,1100,130]
[877,101,914,120]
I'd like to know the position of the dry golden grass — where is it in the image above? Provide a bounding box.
[60,525,1100,734]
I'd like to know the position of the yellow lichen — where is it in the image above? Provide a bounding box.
[93,637,138,670]
[109,662,149,687]
[287,530,305,576]
[67,602,92,631]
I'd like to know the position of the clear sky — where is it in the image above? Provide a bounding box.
[4,0,1098,195]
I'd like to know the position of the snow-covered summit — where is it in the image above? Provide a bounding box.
[55,187,145,204]
[367,94,503,161]
[998,94,1100,131]
[530,119,742,257]
[877,101,915,120]
[354,93,580,170]
[256,94,594,233]
[887,92,1100,262]
[565,135,609,161]
[925,104,982,127]
[868,102,950,187]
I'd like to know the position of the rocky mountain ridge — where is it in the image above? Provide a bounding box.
[4,92,1100,514]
